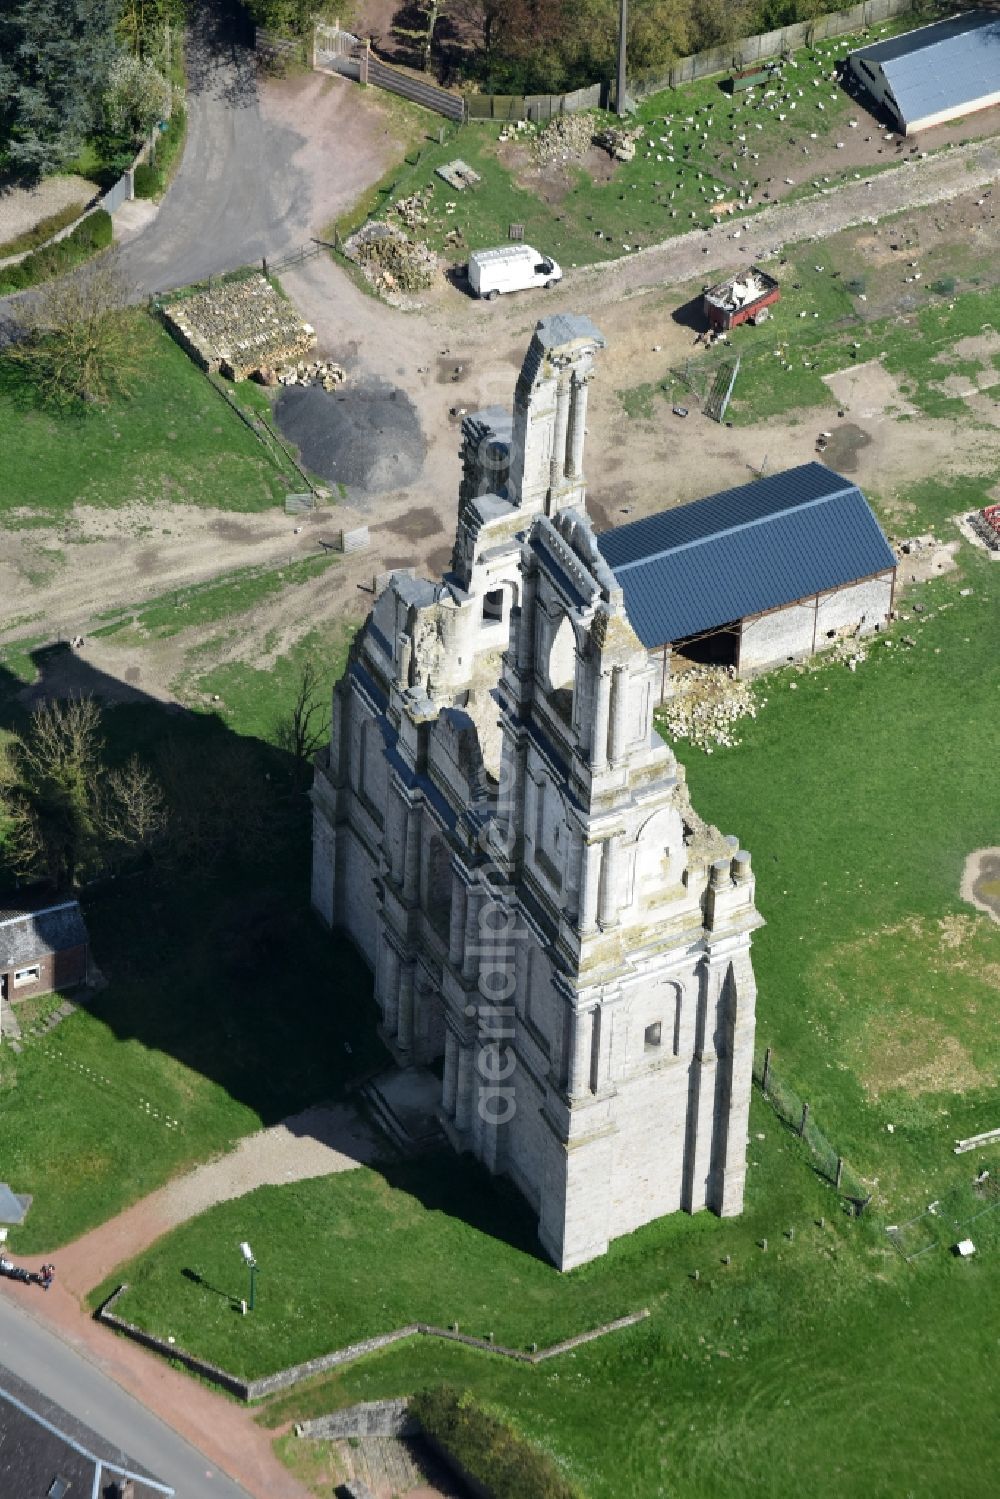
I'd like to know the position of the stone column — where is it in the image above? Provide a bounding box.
[566,373,589,479]
[608,665,629,765]
[578,841,601,933]
[565,1009,589,1097]
[548,375,571,505]
[442,1029,458,1116]
[516,568,537,674]
[454,1042,474,1131]
[448,876,467,965]
[380,943,400,1036]
[590,671,611,770]
[403,805,421,902]
[598,835,622,927]
[388,790,407,884]
[462,888,479,982]
[397,963,415,1050]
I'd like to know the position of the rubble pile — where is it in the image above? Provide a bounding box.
[391,187,433,231]
[594,122,644,162]
[268,359,346,390]
[658,666,760,752]
[161,273,316,382]
[533,112,600,164]
[343,222,438,307]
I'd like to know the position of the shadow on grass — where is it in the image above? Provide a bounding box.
[181,1266,237,1304]
[0,647,547,1261]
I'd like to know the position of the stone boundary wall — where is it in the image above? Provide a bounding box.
[96,1285,649,1402]
[297,1397,416,1438]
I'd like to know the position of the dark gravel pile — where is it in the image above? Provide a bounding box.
[274,379,425,495]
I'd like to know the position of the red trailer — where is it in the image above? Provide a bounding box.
[703,266,780,333]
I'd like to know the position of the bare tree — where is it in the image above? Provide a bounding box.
[100,754,167,858]
[274,661,330,771]
[8,253,141,408]
[14,694,105,887]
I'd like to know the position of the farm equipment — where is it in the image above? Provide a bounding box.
[971,503,1000,550]
[729,62,778,92]
[703,266,781,333]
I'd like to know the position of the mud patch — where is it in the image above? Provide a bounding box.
[498,139,616,206]
[372,506,443,542]
[817,422,872,475]
[961,847,1000,924]
[274,379,425,496]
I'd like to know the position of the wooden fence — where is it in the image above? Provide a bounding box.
[272,0,920,131]
[312,24,465,120]
[630,0,917,96]
[466,82,605,123]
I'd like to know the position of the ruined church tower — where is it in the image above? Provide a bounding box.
[311,315,762,1269]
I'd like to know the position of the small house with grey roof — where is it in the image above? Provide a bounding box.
[848,11,1000,134]
[0,891,90,1031]
[596,463,896,684]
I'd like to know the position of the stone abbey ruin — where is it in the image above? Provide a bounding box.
[311,315,763,1269]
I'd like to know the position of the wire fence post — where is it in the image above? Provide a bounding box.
[835,1156,844,1189]
[799,1101,809,1138]
[761,1045,772,1095]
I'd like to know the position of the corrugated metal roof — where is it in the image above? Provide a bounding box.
[851,11,1000,124]
[0,901,89,970]
[596,463,895,647]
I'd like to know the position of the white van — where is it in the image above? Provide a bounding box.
[467,245,562,300]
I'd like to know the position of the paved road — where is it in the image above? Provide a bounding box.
[118,1,315,295]
[0,1292,251,1498]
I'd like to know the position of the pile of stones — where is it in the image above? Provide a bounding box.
[162,272,316,381]
[658,666,761,752]
[262,359,346,390]
[391,188,432,231]
[594,122,644,162]
[533,112,599,165]
[343,222,438,306]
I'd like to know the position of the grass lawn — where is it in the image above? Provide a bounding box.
[94,1098,854,1379]
[0,313,296,517]
[359,19,926,272]
[255,1226,1000,1499]
[184,624,358,742]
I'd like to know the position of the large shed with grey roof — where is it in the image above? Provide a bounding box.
[848,11,1000,134]
[0,892,90,1032]
[597,462,896,683]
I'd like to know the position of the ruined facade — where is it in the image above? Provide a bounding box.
[311,315,762,1270]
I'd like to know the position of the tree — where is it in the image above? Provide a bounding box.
[103,52,170,141]
[0,0,123,183]
[8,253,141,409]
[99,754,167,860]
[13,695,105,889]
[274,661,330,773]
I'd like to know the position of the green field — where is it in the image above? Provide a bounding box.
[356,18,926,272]
[0,313,295,516]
